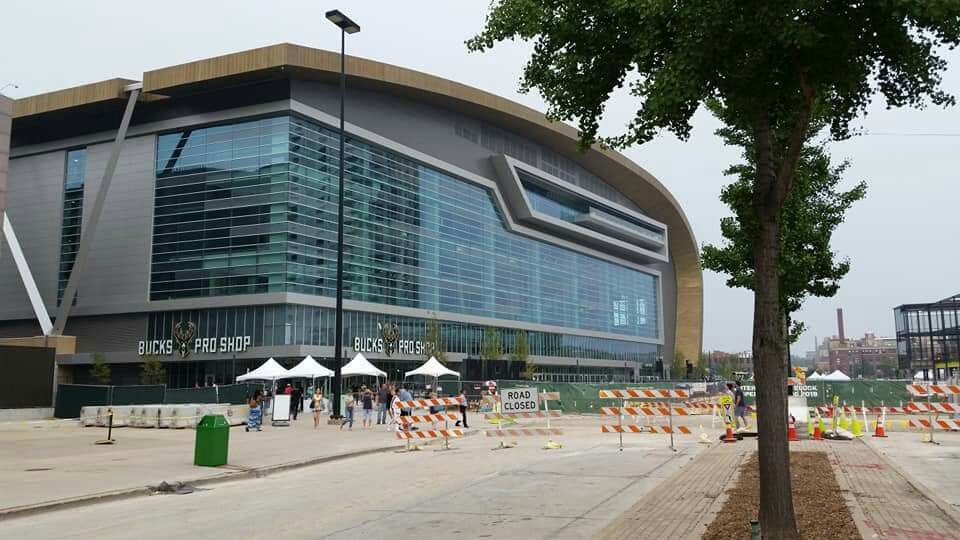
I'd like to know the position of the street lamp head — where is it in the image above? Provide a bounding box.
[325,9,360,34]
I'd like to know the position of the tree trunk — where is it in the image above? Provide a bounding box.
[753,112,800,538]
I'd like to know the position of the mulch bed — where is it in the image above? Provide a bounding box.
[703,451,860,540]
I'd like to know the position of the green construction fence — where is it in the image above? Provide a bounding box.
[496,379,916,413]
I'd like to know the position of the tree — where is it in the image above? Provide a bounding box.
[424,317,448,364]
[89,353,111,385]
[702,116,867,346]
[468,4,959,535]
[694,352,708,380]
[140,356,167,385]
[510,330,531,379]
[520,361,538,381]
[480,326,503,377]
[670,351,687,380]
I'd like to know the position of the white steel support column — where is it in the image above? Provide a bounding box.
[2,214,53,335]
[52,86,140,335]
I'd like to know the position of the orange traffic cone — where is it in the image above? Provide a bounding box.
[723,422,737,443]
[813,420,823,440]
[787,415,800,442]
[874,416,887,438]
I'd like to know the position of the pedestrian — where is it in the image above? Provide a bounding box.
[734,381,750,430]
[246,389,263,432]
[340,392,355,431]
[284,383,293,395]
[398,385,413,420]
[311,389,324,429]
[290,384,302,421]
[390,388,403,431]
[427,392,444,429]
[455,389,469,428]
[377,383,390,425]
[361,389,375,429]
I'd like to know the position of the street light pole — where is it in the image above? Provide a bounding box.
[326,9,360,420]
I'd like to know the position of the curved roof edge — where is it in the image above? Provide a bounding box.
[13,42,702,360]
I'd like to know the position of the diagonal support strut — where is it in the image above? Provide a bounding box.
[52,87,140,335]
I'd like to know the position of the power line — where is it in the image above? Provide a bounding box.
[864,131,960,137]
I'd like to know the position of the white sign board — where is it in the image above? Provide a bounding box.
[501,387,539,413]
[272,394,291,423]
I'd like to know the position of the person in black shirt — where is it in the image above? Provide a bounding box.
[377,383,391,425]
[361,389,375,429]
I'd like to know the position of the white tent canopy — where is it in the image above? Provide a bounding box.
[236,358,290,382]
[341,352,387,378]
[821,369,851,381]
[287,355,334,379]
[807,371,822,380]
[404,356,460,379]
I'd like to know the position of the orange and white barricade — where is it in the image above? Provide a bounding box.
[394,397,464,452]
[905,383,960,444]
[906,384,960,398]
[908,418,960,431]
[599,389,690,451]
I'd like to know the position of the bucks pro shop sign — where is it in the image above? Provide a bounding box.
[501,387,539,413]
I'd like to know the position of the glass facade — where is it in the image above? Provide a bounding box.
[152,114,659,339]
[894,294,960,378]
[145,305,658,363]
[58,148,87,304]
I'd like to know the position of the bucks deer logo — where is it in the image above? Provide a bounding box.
[173,321,197,358]
[378,322,400,356]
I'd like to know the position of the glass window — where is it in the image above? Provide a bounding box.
[58,148,88,304]
[151,115,660,338]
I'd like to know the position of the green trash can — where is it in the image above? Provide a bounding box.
[194,415,230,467]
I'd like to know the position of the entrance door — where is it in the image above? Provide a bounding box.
[204,373,216,387]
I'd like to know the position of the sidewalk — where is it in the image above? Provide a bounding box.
[598,440,752,539]
[0,416,406,517]
[600,436,960,540]
[817,438,960,539]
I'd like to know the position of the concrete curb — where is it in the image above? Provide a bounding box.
[862,437,960,526]
[0,442,405,521]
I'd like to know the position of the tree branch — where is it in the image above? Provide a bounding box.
[775,72,816,203]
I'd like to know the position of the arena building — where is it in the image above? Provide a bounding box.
[0,44,702,386]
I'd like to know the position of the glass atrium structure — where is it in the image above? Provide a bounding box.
[894,294,960,379]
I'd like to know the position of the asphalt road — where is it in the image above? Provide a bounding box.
[0,427,713,539]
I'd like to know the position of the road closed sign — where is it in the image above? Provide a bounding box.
[502,387,539,413]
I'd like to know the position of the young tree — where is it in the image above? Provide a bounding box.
[480,327,503,362]
[670,351,687,380]
[424,317,448,364]
[520,360,539,381]
[89,353,111,385]
[695,352,708,380]
[480,326,503,378]
[469,4,959,535]
[509,330,531,379]
[702,121,867,344]
[140,356,167,385]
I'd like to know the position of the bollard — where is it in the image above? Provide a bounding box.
[750,520,761,540]
[95,408,116,445]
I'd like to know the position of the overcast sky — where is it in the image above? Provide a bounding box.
[3,1,957,353]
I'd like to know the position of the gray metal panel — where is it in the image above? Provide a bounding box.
[0,151,64,320]
[0,95,11,257]
[76,134,155,311]
[653,260,677,364]
[60,313,147,353]
[290,80,642,210]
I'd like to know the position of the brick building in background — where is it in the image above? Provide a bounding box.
[814,308,899,378]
